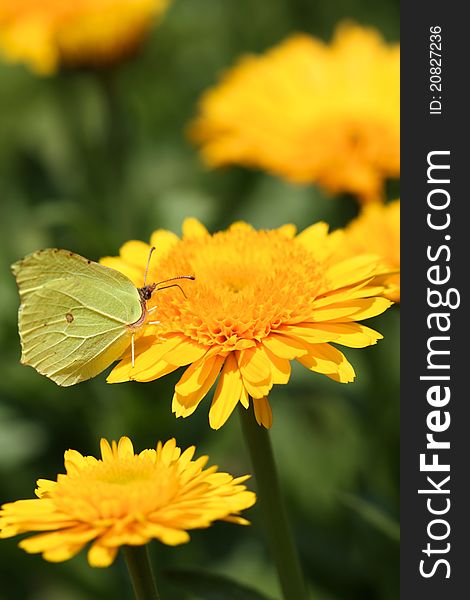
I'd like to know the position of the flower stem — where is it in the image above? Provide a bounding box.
[98,69,129,177]
[122,545,161,600]
[238,404,309,600]
[95,69,135,242]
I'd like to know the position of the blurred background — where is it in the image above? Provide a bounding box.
[0,0,399,598]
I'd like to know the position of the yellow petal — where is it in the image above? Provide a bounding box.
[252,397,273,428]
[177,446,197,469]
[242,377,272,399]
[131,361,179,383]
[99,256,143,287]
[100,529,149,547]
[160,438,178,463]
[173,355,225,417]
[237,345,272,384]
[297,344,355,382]
[42,542,86,563]
[107,357,174,384]
[64,449,88,474]
[262,332,308,359]
[325,255,381,291]
[311,323,383,348]
[278,324,340,344]
[182,218,209,239]
[163,340,208,366]
[87,542,119,567]
[107,335,182,383]
[120,240,153,271]
[276,223,297,238]
[19,527,98,554]
[312,297,393,322]
[35,479,57,496]
[296,222,330,249]
[117,437,135,459]
[149,229,180,259]
[175,352,224,397]
[260,345,291,384]
[209,354,243,429]
[224,516,251,525]
[312,279,382,308]
[240,385,250,408]
[0,21,58,75]
[237,345,273,397]
[99,439,113,462]
[228,221,255,232]
[140,523,190,545]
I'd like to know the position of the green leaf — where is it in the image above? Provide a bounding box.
[163,567,273,600]
[340,493,400,542]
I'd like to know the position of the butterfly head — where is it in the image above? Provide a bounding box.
[139,283,157,302]
[140,246,195,305]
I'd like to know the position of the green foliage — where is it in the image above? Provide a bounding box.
[163,568,274,600]
[0,0,399,598]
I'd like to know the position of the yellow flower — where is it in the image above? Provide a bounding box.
[0,0,171,75]
[0,437,255,567]
[100,218,393,429]
[190,23,400,203]
[342,200,400,302]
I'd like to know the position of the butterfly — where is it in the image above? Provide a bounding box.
[11,247,194,386]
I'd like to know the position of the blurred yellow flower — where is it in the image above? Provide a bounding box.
[100,218,393,429]
[190,23,400,203]
[0,437,255,567]
[342,200,400,302]
[0,0,171,75]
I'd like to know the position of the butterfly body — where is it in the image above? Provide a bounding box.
[12,249,152,386]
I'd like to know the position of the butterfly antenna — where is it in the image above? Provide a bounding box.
[143,246,156,286]
[156,275,196,299]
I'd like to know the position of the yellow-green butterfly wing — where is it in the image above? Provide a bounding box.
[12,249,144,386]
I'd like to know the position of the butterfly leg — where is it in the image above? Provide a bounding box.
[131,332,135,368]
[147,305,160,325]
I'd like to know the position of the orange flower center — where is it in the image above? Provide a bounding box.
[146,228,327,351]
[50,457,180,521]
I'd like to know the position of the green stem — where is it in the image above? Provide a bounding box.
[122,545,161,600]
[238,404,309,600]
[97,70,128,176]
[95,69,135,242]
